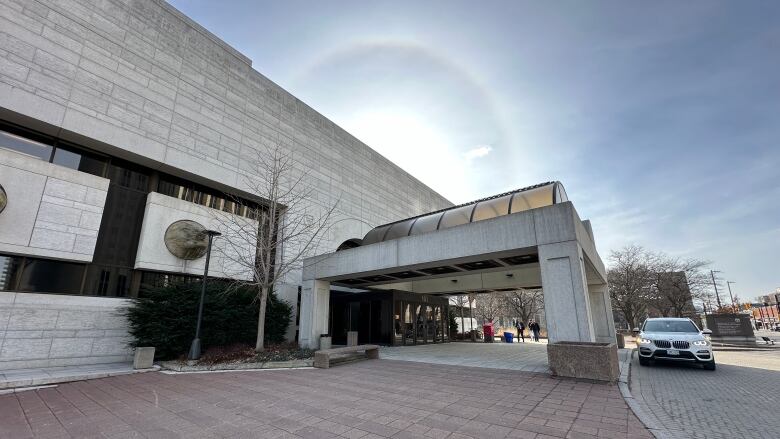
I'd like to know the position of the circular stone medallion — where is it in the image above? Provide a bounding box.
[164,220,209,260]
[0,184,6,214]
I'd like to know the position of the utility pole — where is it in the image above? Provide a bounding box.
[775,293,780,323]
[710,270,722,309]
[726,281,737,312]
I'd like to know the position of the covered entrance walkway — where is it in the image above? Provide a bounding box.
[300,182,615,350]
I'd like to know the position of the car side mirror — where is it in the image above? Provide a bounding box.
[632,327,640,334]
[702,329,712,335]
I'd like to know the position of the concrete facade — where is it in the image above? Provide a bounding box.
[0,0,450,368]
[0,292,133,370]
[0,149,108,262]
[134,192,256,280]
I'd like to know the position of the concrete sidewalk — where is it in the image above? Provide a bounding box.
[0,363,155,391]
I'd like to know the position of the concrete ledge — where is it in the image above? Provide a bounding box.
[0,363,158,391]
[160,359,313,372]
[547,341,619,382]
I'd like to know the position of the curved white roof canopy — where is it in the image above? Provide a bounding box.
[361,181,568,246]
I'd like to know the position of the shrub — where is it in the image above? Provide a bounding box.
[265,291,292,344]
[448,308,459,336]
[126,283,292,360]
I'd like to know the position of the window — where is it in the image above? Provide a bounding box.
[383,219,416,240]
[408,212,443,236]
[156,175,263,220]
[0,255,23,291]
[17,258,85,295]
[643,320,699,333]
[139,271,201,290]
[0,128,107,177]
[510,184,555,213]
[472,194,512,222]
[83,265,132,297]
[0,129,53,161]
[52,145,107,177]
[438,204,475,230]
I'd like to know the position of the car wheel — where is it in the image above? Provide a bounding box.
[639,357,650,366]
[703,360,716,371]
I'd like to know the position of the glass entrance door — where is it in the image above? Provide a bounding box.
[425,305,435,343]
[415,305,425,344]
[434,305,443,342]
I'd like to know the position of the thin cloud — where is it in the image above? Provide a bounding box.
[463,145,492,160]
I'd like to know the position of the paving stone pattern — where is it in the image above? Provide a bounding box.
[380,342,549,373]
[0,359,651,438]
[631,350,780,439]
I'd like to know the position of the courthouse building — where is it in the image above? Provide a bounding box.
[0,0,613,369]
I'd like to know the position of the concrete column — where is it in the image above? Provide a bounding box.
[298,279,330,349]
[538,241,595,343]
[588,283,616,343]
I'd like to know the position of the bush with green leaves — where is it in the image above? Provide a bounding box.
[126,283,292,360]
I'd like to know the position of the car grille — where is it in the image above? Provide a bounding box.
[651,340,690,349]
[673,340,690,349]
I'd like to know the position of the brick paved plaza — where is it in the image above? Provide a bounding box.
[0,359,650,439]
[631,349,780,439]
[380,342,549,373]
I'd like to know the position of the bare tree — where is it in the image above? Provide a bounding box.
[474,292,507,323]
[504,289,544,326]
[607,245,654,330]
[452,295,470,335]
[214,144,339,352]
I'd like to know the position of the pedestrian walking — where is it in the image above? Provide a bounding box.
[530,321,541,342]
[516,320,525,342]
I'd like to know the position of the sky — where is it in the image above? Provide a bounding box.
[169,0,780,300]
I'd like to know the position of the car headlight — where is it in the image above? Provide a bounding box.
[692,340,709,346]
[637,338,652,345]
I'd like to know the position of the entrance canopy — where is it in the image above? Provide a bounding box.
[300,183,615,349]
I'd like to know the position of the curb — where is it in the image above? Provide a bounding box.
[617,349,672,439]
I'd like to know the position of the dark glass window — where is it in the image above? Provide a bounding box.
[409,212,444,236]
[0,255,23,291]
[92,162,150,268]
[17,259,85,295]
[52,145,107,177]
[156,175,264,220]
[0,129,53,160]
[83,265,132,297]
[139,271,201,292]
[643,320,699,333]
[384,219,416,240]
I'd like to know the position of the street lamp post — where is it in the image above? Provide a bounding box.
[710,270,722,309]
[188,230,222,361]
[726,281,736,312]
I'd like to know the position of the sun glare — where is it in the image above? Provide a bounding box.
[344,111,484,203]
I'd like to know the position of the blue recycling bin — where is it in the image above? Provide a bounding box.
[504,332,513,343]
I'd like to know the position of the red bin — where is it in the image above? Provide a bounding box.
[482,323,494,342]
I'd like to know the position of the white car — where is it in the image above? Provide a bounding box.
[633,317,715,370]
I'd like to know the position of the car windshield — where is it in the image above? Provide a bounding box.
[643,320,698,333]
